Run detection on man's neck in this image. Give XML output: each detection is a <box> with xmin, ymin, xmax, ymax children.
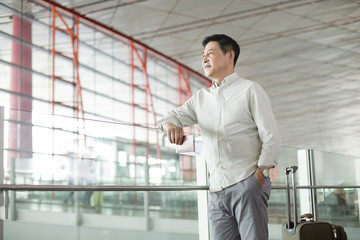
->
<box><xmin>212</xmin><ymin>71</ymin><xmax>235</xmax><ymax>86</ymax></box>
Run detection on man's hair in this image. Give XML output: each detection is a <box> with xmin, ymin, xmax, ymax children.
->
<box><xmin>202</xmin><ymin>34</ymin><xmax>240</xmax><ymax>66</ymax></box>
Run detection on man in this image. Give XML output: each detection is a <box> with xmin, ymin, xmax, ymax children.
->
<box><xmin>157</xmin><ymin>34</ymin><xmax>281</xmax><ymax>240</ymax></box>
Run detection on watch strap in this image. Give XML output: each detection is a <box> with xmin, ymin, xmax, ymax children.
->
<box><xmin>257</xmin><ymin>167</ymin><xmax>269</xmax><ymax>178</ymax></box>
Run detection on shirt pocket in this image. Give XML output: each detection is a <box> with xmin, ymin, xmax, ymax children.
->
<box><xmin>222</xmin><ymin>99</ymin><xmax>251</xmax><ymax>132</ymax></box>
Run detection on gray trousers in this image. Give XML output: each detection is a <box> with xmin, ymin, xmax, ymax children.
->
<box><xmin>208</xmin><ymin>172</ymin><xmax>271</xmax><ymax>240</ymax></box>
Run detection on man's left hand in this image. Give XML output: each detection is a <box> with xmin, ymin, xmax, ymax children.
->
<box><xmin>255</xmin><ymin>166</ymin><xmax>270</xmax><ymax>189</ymax></box>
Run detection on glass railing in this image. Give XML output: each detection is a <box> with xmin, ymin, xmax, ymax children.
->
<box><xmin>1</xmin><ymin>107</ymin><xmax>200</xmax><ymax>189</ymax></box>
<box><xmin>316</xmin><ymin>187</ymin><xmax>359</xmax><ymax>227</ymax></box>
<box><xmin>1</xmin><ymin>107</ymin><xmax>360</xmax><ymax>240</ymax></box>
<box><xmin>2</xmin><ymin>191</ymin><xmax>203</xmax><ymax>240</ymax></box>
<box><xmin>0</xmin><ymin>107</ymin><xmax>207</xmax><ymax>240</ymax></box>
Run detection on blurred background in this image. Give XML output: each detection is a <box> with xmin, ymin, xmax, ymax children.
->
<box><xmin>0</xmin><ymin>0</ymin><xmax>359</xmax><ymax>239</ymax></box>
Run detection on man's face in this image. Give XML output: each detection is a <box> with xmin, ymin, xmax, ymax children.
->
<box><xmin>202</xmin><ymin>41</ymin><xmax>232</xmax><ymax>79</ymax></box>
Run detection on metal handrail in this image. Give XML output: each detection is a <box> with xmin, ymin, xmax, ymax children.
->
<box><xmin>272</xmin><ymin>185</ymin><xmax>360</xmax><ymax>190</ymax></box>
<box><xmin>0</xmin><ymin>184</ymin><xmax>209</xmax><ymax>191</ymax></box>
<box><xmin>0</xmin><ymin>184</ymin><xmax>359</xmax><ymax>192</ymax></box>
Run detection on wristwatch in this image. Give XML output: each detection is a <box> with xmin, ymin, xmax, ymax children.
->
<box><xmin>257</xmin><ymin>167</ymin><xmax>269</xmax><ymax>178</ymax></box>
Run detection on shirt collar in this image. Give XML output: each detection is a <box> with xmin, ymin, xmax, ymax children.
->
<box><xmin>211</xmin><ymin>72</ymin><xmax>239</xmax><ymax>89</ymax></box>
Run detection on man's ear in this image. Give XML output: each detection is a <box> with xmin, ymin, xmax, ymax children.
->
<box><xmin>228</xmin><ymin>50</ymin><xmax>235</xmax><ymax>61</ymax></box>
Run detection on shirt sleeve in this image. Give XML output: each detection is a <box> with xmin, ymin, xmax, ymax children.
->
<box><xmin>156</xmin><ymin>93</ymin><xmax>198</xmax><ymax>133</ymax></box>
<box><xmin>250</xmin><ymin>83</ymin><xmax>282</xmax><ymax>168</ymax></box>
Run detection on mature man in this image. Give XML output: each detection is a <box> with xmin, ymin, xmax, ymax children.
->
<box><xmin>157</xmin><ymin>34</ymin><xmax>281</xmax><ymax>240</ymax></box>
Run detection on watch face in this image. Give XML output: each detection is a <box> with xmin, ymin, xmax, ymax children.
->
<box><xmin>263</xmin><ymin>169</ymin><xmax>269</xmax><ymax>177</ymax></box>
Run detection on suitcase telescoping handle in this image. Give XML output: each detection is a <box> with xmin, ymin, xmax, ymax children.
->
<box><xmin>285</xmin><ymin>166</ymin><xmax>298</xmax><ymax>234</ymax></box>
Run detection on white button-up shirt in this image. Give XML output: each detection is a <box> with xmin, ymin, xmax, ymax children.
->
<box><xmin>158</xmin><ymin>72</ymin><xmax>281</xmax><ymax>191</ymax></box>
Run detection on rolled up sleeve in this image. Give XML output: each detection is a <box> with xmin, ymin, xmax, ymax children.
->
<box><xmin>157</xmin><ymin>94</ymin><xmax>198</xmax><ymax>134</ymax></box>
<box><xmin>250</xmin><ymin>84</ymin><xmax>282</xmax><ymax>168</ymax></box>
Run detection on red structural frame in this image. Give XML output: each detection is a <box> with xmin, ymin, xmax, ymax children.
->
<box><xmin>51</xmin><ymin>6</ymin><xmax>84</xmax><ymax>120</ymax></box>
<box><xmin>51</xmin><ymin>6</ymin><xmax>86</xmax><ymax>158</ymax></box>
<box><xmin>32</xmin><ymin>0</ymin><xmax>210</xmax><ymax>184</ymax></box>
<box><xmin>34</xmin><ymin>0</ymin><xmax>210</xmax><ymax>85</ymax></box>
<box><xmin>130</xmin><ymin>41</ymin><xmax>162</xmax><ymax>181</ymax></box>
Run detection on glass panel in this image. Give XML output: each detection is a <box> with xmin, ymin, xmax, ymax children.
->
<box><xmin>271</xmin><ymin>146</ymin><xmax>299</xmax><ymax>185</ymax></box>
<box><xmin>3</xmin><ymin>191</ymin><xmax>200</xmax><ymax>240</ymax></box>
<box><xmin>2</xmin><ymin>108</ymin><xmax>192</xmax><ymax>188</ymax></box>
<box><xmin>317</xmin><ymin>188</ymin><xmax>359</xmax><ymax>227</ymax></box>
<box><xmin>0</xmin><ymin>0</ymin><xmax>209</xmax><ymax>142</ymax></box>
<box><xmin>313</xmin><ymin>150</ymin><xmax>360</xmax><ymax>228</ymax></box>
<box><xmin>314</xmin><ymin>150</ymin><xmax>360</xmax><ymax>186</ymax></box>
<box><xmin>268</xmin><ymin>188</ymin><xmax>288</xmax><ymax>224</ymax></box>
<box><xmin>1</xmin><ymin>107</ymin><xmax>201</xmax><ymax>239</ymax></box>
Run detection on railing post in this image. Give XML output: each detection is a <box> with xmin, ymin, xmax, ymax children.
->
<box><xmin>144</xmin><ymin>154</ymin><xmax>150</xmax><ymax>231</ymax></box>
<box><xmin>10</xmin><ymin>158</ymin><xmax>15</xmax><ymax>220</ymax></box>
<box><xmin>0</xmin><ymin>106</ymin><xmax>5</xmax><ymax>240</ymax></box>
<box><xmin>307</xmin><ymin>149</ymin><xmax>319</xmax><ymax>221</ymax></box>
<box><xmin>297</xmin><ymin>149</ymin><xmax>318</xmax><ymax>221</ymax></box>
<box><xmin>194</xmin><ymin>137</ymin><xmax>209</xmax><ymax>240</ymax></box>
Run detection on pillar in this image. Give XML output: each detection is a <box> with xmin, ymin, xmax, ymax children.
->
<box><xmin>8</xmin><ymin>15</ymin><xmax>33</xmax><ymax>163</ymax></box>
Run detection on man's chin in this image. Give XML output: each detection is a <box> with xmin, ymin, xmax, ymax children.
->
<box><xmin>203</xmin><ymin>70</ymin><xmax>212</xmax><ymax>78</ymax></box>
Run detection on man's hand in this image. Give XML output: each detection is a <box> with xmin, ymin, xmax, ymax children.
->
<box><xmin>255</xmin><ymin>166</ymin><xmax>270</xmax><ymax>189</ymax></box>
<box><xmin>162</xmin><ymin>122</ymin><xmax>184</xmax><ymax>145</ymax></box>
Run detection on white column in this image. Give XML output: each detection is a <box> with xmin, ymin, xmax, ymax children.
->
<box><xmin>297</xmin><ymin>149</ymin><xmax>311</xmax><ymax>215</ymax></box>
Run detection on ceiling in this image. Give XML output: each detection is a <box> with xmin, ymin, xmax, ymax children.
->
<box><xmin>52</xmin><ymin>0</ymin><xmax>360</xmax><ymax>157</ymax></box>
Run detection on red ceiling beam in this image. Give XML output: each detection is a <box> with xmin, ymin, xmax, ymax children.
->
<box><xmin>33</xmin><ymin>0</ymin><xmax>210</xmax><ymax>84</ymax></box>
